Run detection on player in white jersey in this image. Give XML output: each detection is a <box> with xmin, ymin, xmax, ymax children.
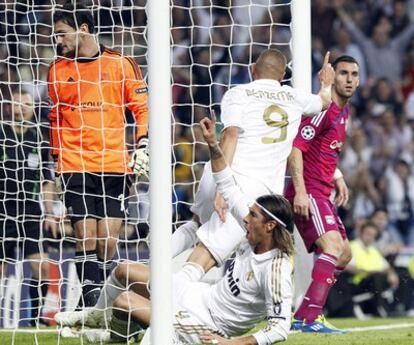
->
<box><xmin>173</xmin><ymin>49</ymin><xmax>335</xmax><ymax>278</ymax></box>
<box><xmin>55</xmin><ymin>113</ymin><xmax>295</xmax><ymax>345</ymax></box>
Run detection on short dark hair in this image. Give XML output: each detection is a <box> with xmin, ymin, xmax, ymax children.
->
<box><xmin>360</xmin><ymin>221</ymin><xmax>379</xmax><ymax>234</ymax></box>
<box><xmin>332</xmin><ymin>55</ymin><xmax>359</xmax><ymax>70</ymax></box>
<box><xmin>53</xmin><ymin>3</ymin><xmax>95</xmax><ymax>33</ymax></box>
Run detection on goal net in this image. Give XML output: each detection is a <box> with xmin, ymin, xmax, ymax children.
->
<box><xmin>0</xmin><ymin>0</ymin><xmax>293</xmax><ymax>342</ymax></box>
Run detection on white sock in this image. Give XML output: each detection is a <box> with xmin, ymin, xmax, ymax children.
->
<box><xmin>172</xmin><ymin>220</ymin><xmax>199</xmax><ymax>257</ymax></box>
<box><xmin>177</xmin><ymin>262</ymin><xmax>205</xmax><ymax>282</ymax></box>
<box><xmin>95</xmin><ymin>270</ymin><xmax>124</xmax><ymax>310</ymax></box>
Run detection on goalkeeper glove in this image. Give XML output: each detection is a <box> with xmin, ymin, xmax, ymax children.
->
<box><xmin>128</xmin><ymin>138</ymin><xmax>149</xmax><ymax>177</ymax></box>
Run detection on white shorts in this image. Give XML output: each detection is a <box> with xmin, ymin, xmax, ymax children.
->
<box><xmin>191</xmin><ymin>163</ymin><xmax>274</xmax><ymax>226</ymax></box>
<box><xmin>191</xmin><ymin>162</ymin><xmax>215</xmax><ymax>224</ymax></box>
<box><xmin>196</xmin><ymin>212</ymin><xmax>246</xmax><ymax>267</ymax></box>
<box><xmin>173</xmin><ymin>274</ymin><xmax>223</xmax><ymax>343</ymax></box>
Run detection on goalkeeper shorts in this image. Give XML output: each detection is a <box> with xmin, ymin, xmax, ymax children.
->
<box><xmin>61</xmin><ymin>172</ymin><xmax>130</xmax><ymax>223</ymax></box>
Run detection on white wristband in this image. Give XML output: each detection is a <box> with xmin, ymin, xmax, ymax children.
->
<box><xmin>333</xmin><ymin>168</ymin><xmax>343</xmax><ymax>180</ymax></box>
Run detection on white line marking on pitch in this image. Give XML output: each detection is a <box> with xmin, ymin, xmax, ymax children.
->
<box><xmin>346</xmin><ymin>323</ymin><xmax>414</xmax><ymax>332</ymax></box>
<box><xmin>0</xmin><ymin>322</ymin><xmax>414</xmax><ymax>334</ymax></box>
<box><xmin>288</xmin><ymin>322</ymin><xmax>414</xmax><ymax>334</ymax></box>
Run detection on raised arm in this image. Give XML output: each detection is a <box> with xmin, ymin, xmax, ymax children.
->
<box><xmin>199</xmin><ymin>114</ymin><xmax>250</xmax><ymax>225</ymax></box>
<box><xmin>317</xmin><ymin>51</ymin><xmax>335</xmax><ymax>110</ymax></box>
<box><xmin>199</xmin><ymin>113</ymin><xmax>227</xmax><ymax>173</ymax></box>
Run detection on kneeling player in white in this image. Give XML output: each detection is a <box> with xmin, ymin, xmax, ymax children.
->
<box><xmin>55</xmin><ymin>114</ymin><xmax>295</xmax><ymax>345</ymax></box>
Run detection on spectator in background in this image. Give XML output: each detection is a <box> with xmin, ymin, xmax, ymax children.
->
<box><xmin>0</xmin><ymin>89</ymin><xmax>57</xmax><ymax>326</ymax></box>
<box><xmin>371</xmin><ymin>208</ymin><xmax>412</xmax><ymax>315</ymax></box>
<box><xmin>335</xmin><ymin>1</ymin><xmax>414</xmax><ymax>83</ymax></box>
<box><xmin>332</xmin><ymin>26</ymin><xmax>367</xmax><ymax>86</ymax></box>
<box><xmin>311</xmin><ymin>0</ymin><xmax>337</xmax><ymax>50</ymax></box>
<box><xmin>347</xmin><ymin>222</ymin><xmax>400</xmax><ymax>316</ymax></box>
<box><xmin>385</xmin><ymin>157</ymin><xmax>414</xmax><ymax>245</ymax></box>
<box><xmin>348</xmin><ymin>161</ymin><xmax>382</xmax><ymax>222</ymax></box>
<box><xmin>390</xmin><ymin>0</ymin><xmax>411</xmax><ymax>37</ymax></box>
<box><xmin>372</xmin><ymin>209</ymin><xmax>404</xmax><ymax>258</ymax></box>
<box><xmin>379</xmin><ymin>108</ymin><xmax>410</xmax><ymax>158</ymax></box>
<box><xmin>340</xmin><ymin>126</ymin><xmax>373</xmax><ymax>177</ymax></box>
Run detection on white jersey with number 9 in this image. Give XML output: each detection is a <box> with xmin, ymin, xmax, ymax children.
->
<box><xmin>221</xmin><ymin>78</ymin><xmax>322</xmax><ymax>196</ymax></box>
<box><xmin>191</xmin><ymin>79</ymin><xmax>322</xmax><ymax>225</ymax></box>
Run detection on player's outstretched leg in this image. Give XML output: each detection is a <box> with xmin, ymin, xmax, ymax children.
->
<box><xmin>55</xmin><ymin>308</ymin><xmax>107</xmax><ymax>328</ymax></box>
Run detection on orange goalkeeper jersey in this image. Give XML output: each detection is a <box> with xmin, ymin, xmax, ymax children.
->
<box><xmin>48</xmin><ymin>46</ymin><xmax>148</xmax><ymax>173</ymax></box>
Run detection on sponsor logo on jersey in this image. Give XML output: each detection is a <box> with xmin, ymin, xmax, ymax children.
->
<box><xmin>325</xmin><ymin>215</ymin><xmax>335</xmax><ymax>225</ymax></box>
<box><xmin>70</xmin><ymin>101</ymin><xmax>104</xmax><ymax>112</ymax></box>
<box><xmin>135</xmin><ymin>87</ymin><xmax>148</xmax><ymax>94</ymax></box>
<box><xmin>301</xmin><ymin>125</ymin><xmax>315</xmax><ymax>140</ymax></box>
<box><xmin>227</xmin><ymin>260</ymin><xmax>240</xmax><ymax>297</ymax></box>
<box><xmin>329</xmin><ymin>140</ymin><xmax>343</xmax><ymax>150</ymax></box>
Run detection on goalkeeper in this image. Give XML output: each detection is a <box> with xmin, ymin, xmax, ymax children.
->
<box><xmin>55</xmin><ymin>112</ymin><xmax>295</xmax><ymax>345</ymax></box>
<box><xmin>48</xmin><ymin>3</ymin><xmax>149</xmax><ymax>306</ymax></box>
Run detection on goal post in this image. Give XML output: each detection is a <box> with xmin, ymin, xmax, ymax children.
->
<box><xmin>290</xmin><ymin>0</ymin><xmax>314</xmax><ymax>310</ymax></box>
<box><xmin>147</xmin><ymin>0</ymin><xmax>173</xmax><ymax>344</ymax></box>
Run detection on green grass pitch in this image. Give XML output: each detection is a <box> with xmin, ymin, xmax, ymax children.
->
<box><xmin>0</xmin><ymin>318</ymin><xmax>413</xmax><ymax>345</ymax></box>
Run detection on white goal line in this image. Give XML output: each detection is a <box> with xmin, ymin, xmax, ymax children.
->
<box><xmin>0</xmin><ymin>322</ymin><xmax>413</xmax><ymax>334</ymax></box>
<box><xmin>287</xmin><ymin>322</ymin><xmax>414</xmax><ymax>334</ymax></box>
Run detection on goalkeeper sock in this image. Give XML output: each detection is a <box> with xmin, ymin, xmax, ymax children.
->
<box><xmin>98</xmin><ymin>258</ymin><xmax>115</xmax><ymax>284</ymax></box>
<box><xmin>74</xmin><ymin>250</ymin><xmax>101</xmax><ymax>295</ymax></box>
<box><xmin>172</xmin><ymin>220</ymin><xmax>199</xmax><ymax>257</ymax></box>
<box><xmin>177</xmin><ymin>262</ymin><xmax>205</xmax><ymax>282</ymax></box>
<box><xmin>28</xmin><ymin>279</ymin><xmax>48</xmax><ymax>325</ymax></box>
<box><xmin>95</xmin><ymin>269</ymin><xmax>125</xmax><ymax>310</ymax></box>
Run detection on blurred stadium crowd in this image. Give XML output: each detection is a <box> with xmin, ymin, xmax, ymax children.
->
<box><xmin>1</xmin><ymin>0</ymin><xmax>414</xmax><ymax>322</ymax></box>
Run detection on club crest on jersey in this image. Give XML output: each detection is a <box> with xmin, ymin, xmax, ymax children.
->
<box><xmin>329</xmin><ymin>140</ymin><xmax>343</xmax><ymax>150</ymax></box>
<box><xmin>246</xmin><ymin>271</ymin><xmax>254</xmax><ymax>281</ymax></box>
<box><xmin>301</xmin><ymin>125</ymin><xmax>315</xmax><ymax>140</ymax></box>
<box><xmin>325</xmin><ymin>215</ymin><xmax>335</xmax><ymax>225</ymax></box>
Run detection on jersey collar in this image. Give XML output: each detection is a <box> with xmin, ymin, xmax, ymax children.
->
<box><xmin>76</xmin><ymin>44</ymin><xmax>104</xmax><ymax>63</ymax></box>
<box><xmin>253</xmin><ymin>79</ymin><xmax>282</xmax><ymax>87</ymax></box>
<box><xmin>252</xmin><ymin>248</ymin><xmax>281</xmax><ymax>262</ymax></box>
